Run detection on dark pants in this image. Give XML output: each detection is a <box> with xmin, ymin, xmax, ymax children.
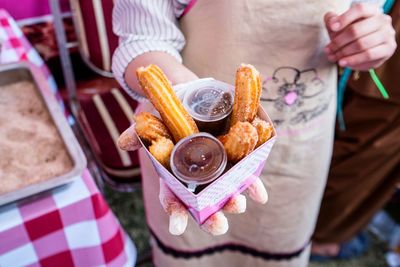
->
<box><xmin>313</xmin><ymin>3</ymin><xmax>400</xmax><ymax>243</ymax></box>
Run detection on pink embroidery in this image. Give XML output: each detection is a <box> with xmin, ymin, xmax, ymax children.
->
<box><xmin>182</xmin><ymin>0</ymin><xmax>198</xmax><ymax>17</ymax></box>
<box><xmin>263</xmin><ymin>76</ymin><xmax>274</xmax><ymax>85</ymax></box>
<box><xmin>284</xmin><ymin>91</ymin><xmax>298</xmax><ymax>106</ymax></box>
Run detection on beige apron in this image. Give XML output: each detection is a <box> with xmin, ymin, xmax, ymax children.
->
<box><xmin>140</xmin><ymin>1</ymin><xmax>351</xmax><ymax>266</ymax></box>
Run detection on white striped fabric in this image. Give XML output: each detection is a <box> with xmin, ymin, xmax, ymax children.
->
<box><xmin>111</xmin><ymin>0</ymin><xmax>384</xmax><ymax>101</ymax></box>
<box><xmin>93</xmin><ymin>0</ymin><xmax>111</xmax><ymax>71</ymax></box>
<box><xmin>92</xmin><ymin>94</ymin><xmax>132</xmax><ymax>167</ymax></box>
<box><xmin>111</xmin><ymin>0</ymin><xmax>190</xmax><ymax>101</ymax></box>
<box><xmin>70</xmin><ymin>0</ymin><xmax>90</xmax><ymax>60</ymax></box>
<box><xmin>111</xmin><ymin>88</ymin><xmax>135</xmax><ymax>124</ymax></box>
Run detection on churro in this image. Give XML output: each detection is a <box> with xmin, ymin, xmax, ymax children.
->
<box><xmin>231</xmin><ymin>64</ymin><xmax>262</xmax><ymax>126</ymax></box>
<box><xmin>149</xmin><ymin>137</ymin><xmax>174</xmax><ymax>168</ymax></box>
<box><xmin>219</xmin><ymin>121</ymin><xmax>258</xmax><ymax>162</ymax></box>
<box><xmin>136</xmin><ymin>65</ymin><xmax>198</xmax><ymax>142</ymax></box>
<box><xmin>251</xmin><ymin>117</ymin><xmax>273</xmax><ymax>148</ymax></box>
<box><xmin>135</xmin><ymin>112</ymin><xmax>172</xmax><ymax>143</ymax></box>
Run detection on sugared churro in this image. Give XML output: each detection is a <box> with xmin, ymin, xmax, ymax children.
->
<box><xmin>251</xmin><ymin>117</ymin><xmax>273</xmax><ymax>148</ymax></box>
<box><xmin>231</xmin><ymin>64</ymin><xmax>262</xmax><ymax>126</ymax></box>
<box><xmin>219</xmin><ymin>121</ymin><xmax>258</xmax><ymax>162</ymax></box>
<box><xmin>136</xmin><ymin>65</ymin><xmax>199</xmax><ymax>142</ymax></box>
<box><xmin>149</xmin><ymin>137</ymin><xmax>174</xmax><ymax>168</ymax></box>
<box><xmin>135</xmin><ymin>112</ymin><xmax>172</xmax><ymax>143</ymax></box>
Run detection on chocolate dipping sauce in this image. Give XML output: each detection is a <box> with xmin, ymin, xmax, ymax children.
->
<box><xmin>170</xmin><ymin>133</ymin><xmax>227</xmax><ymax>191</ymax></box>
<box><xmin>183</xmin><ymin>87</ymin><xmax>233</xmax><ymax>136</ymax></box>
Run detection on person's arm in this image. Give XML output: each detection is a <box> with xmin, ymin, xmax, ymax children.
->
<box><xmin>125</xmin><ymin>52</ymin><xmax>198</xmax><ymax>96</ymax></box>
<box><xmin>112</xmin><ymin>0</ymin><xmax>197</xmax><ymax>100</ymax></box>
<box><xmin>113</xmin><ymin>0</ymin><xmax>268</xmax><ymax>236</ymax></box>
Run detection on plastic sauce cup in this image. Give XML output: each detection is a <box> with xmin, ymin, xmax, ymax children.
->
<box><xmin>183</xmin><ymin>86</ymin><xmax>233</xmax><ymax>136</ymax></box>
<box><xmin>170</xmin><ymin>133</ymin><xmax>227</xmax><ymax>192</ymax></box>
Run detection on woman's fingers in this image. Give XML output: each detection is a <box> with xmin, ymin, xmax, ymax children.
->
<box><xmin>223</xmin><ymin>176</ymin><xmax>269</xmax><ymax>215</ymax></box>
<box><xmin>117</xmin><ymin>124</ymin><xmax>141</xmax><ymax>151</ymax></box>
<box><xmin>338</xmin><ymin>43</ymin><xmax>396</xmax><ymax>68</ymax></box>
<box><xmin>201</xmin><ymin>211</ymin><xmax>229</xmax><ymax>236</ymax></box>
<box><xmin>159</xmin><ymin>179</ymin><xmax>188</xmax><ymax>235</ymax></box>
<box><xmin>222</xmin><ymin>194</ymin><xmax>247</xmax><ymax>214</ymax></box>
<box><xmin>326</xmin><ymin>14</ymin><xmax>388</xmax><ymax>54</ymax></box>
<box><xmin>246</xmin><ymin>177</ymin><xmax>268</xmax><ymax>204</ymax></box>
<box><xmin>328</xmin><ymin>27</ymin><xmax>393</xmax><ymax>61</ymax></box>
<box><xmin>159</xmin><ymin>176</ymin><xmax>267</xmax><ymax>236</ymax></box>
<box><xmin>328</xmin><ymin>3</ymin><xmax>381</xmax><ymax>33</ymax></box>
<box><xmin>324</xmin><ymin>12</ymin><xmax>339</xmax><ymax>37</ymax></box>
<box><xmin>324</xmin><ymin>3</ymin><xmax>396</xmax><ymax>69</ymax></box>
<box><xmin>169</xmin><ymin>209</ymin><xmax>188</xmax><ymax>236</ymax></box>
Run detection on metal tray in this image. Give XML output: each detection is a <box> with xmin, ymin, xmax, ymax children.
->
<box><xmin>0</xmin><ymin>62</ymin><xmax>86</xmax><ymax>206</ymax></box>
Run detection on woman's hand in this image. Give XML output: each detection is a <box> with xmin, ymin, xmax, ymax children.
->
<box><xmin>324</xmin><ymin>3</ymin><xmax>397</xmax><ymax>71</ymax></box>
<box><xmin>159</xmin><ymin>176</ymin><xmax>268</xmax><ymax>236</ymax></box>
<box><xmin>118</xmin><ymin>124</ymin><xmax>268</xmax><ymax>236</ymax></box>
<box><xmin>120</xmin><ymin>51</ymin><xmax>269</xmax><ymax>236</ymax></box>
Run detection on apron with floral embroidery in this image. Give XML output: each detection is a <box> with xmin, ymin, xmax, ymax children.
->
<box><xmin>140</xmin><ymin>1</ymin><xmax>352</xmax><ymax>266</ymax></box>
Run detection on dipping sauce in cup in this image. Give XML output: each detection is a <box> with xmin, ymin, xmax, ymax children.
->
<box><xmin>170</xmin><ymin>133</ymin><xmax>227</xmax><ymax>192</ymax></box>
<box><xmin>183</xmin><ymin>86</ymin><xmax>233</xmax><ymax>136</ymax></box>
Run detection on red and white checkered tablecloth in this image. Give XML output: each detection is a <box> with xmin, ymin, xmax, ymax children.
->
<box><xmin>0</xmin><ymin>9</ymin><xmax>137</xmax><ymax>267</ymax></box>
<box><xmin>0</xmin><ymin>170</ymin><xmax>136</xmax><ymax>267</ymax></box>
<box><xmin>0</xmin><ymin>9</ymin><xmax>68</xmax><ymax>118</ymax></box>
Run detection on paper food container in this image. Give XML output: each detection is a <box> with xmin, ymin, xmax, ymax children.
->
<box><xmin>137</xmin><ymin>78</ymin><xmax>277</xmax><ymax>224</ymax></box>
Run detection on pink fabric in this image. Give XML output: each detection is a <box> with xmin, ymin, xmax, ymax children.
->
<box><xmin>0</xmin><ymin>11</ymin><xmax>136</xmax><ymax>266</ymax></box>
<box><xmin>0</xmin><ymin>225</ymin><xmax>30</xmax><ymax>254</ymax></box>
<box><xmin>0</xmin><ymin>0</ymin><xmax>70</xmax><ymax>21</ymax></box>
<box><xmin>0</xmin><ymin>171</ymin><xmax>136</xmax><ymax>267</ymax></box>
<box><xmin>76</xmin><ymin>0</ymin><xmax>118</xmax><ymax>71</ymax></box>
<box><xmin>181</xmin><ymin>0</ymin><xmax>198</xmax><ymax>17</ymax></box>
<box><xmin>0</xmin><ymin>9</ymin><xmax>68</xmax><ymax>117</ymax></box>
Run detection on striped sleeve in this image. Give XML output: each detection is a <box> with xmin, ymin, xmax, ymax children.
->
<box><xmin>112</xmin><ymin>0</ymin><xmax>189</xmax><ymax>100</ymax></box>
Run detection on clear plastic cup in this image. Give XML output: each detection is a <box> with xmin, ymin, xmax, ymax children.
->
<box><xmin>183</xmin><ymin>85</ymin><xmax>233</xmax><ymax>136</ymax></box>
<box><xmin>170</xmin><ymin>133</ymin><xmax>227</xmax><ymax>192</ymax></box>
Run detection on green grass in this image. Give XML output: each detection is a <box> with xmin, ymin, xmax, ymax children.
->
<box><xmin>104</xmin><ymin>188</ymin><xmax>151</xmax><ymax>259</ymax></box>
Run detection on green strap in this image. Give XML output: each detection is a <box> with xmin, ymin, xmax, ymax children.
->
<box><xmin>366</xmin><ymin>0</ymin><xmax>394</xmax><ymax>100</ymax></box>
<box><xmin>369</xmin><ymin>69</ymin><xmax>389</xmax><ymax>99</ymax></box>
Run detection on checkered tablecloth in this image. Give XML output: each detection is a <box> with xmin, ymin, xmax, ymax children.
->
<box><xmin>0</xmin><ymin>9</ymin><xmax>137</xmax><ymax>267</ymax></box>
<box><xmin>0</xmin><ymin>170</ymin><xmax>136</xmax><ymax>267</ymax></box>
<box><xmin>0</xmin><ymin>8</ymin><xmax>67</xmax><ymax>118</ymax></box>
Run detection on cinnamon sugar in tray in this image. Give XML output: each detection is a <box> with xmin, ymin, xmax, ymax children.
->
<box><xmin>0</xmin><ymin>81</ymin><xmax>73</xmax><ymax>195</ymax></box>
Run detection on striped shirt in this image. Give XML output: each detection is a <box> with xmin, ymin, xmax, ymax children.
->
<box><xmin>112</xmin><ymin>0</ymin><xmax>385</xmax><ymax>100</ymax></box>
